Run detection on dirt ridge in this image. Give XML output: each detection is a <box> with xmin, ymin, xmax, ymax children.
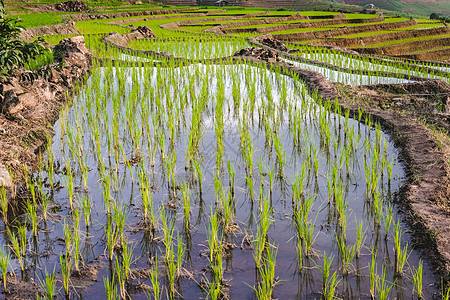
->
<box><xmin>273</xmin><ymin>19</ymin><xmax>416</xmax><ymax>42</ymax></box>
<box><xmin>310</xmin><ymin>25</ymin><xmax>450</xmax><ymax>48</ymax></box>
<box><xmin>222</xmin><ymin>16</ymin><xmax>385</xmax><ymax>34</ymax></box>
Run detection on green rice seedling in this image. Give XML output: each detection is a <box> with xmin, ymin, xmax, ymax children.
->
<box><xmin>386</xmin><ymin>158</ymin><xmax>394</xmax><ymax>183</ymax></box>
<box><xmin>372</xmin><ymin>192</ymin><xmax>383</xmax><ymax>226</ymax></box>
<box><xmin>137</xmin><ymin>164</ymin><xmax>156</xmax><ymax>231</ymax></box>
<box><xmin>336</xmin><ymin>233</ymin><xmax>355</xmax><ymax>275</ymax></box>
<box><xmin>355</xmin><ymin>219</ymin><xmax>366</xmax><ymax>258</ymax></box>
<box><xmin>254</xmin><ymin>244</ymin><xmax>277</xmax><ymax>300</ymax></box>
<box><xmin>267</xmin><ymin>167</ymin><xmax>274</xmax><ymax>197</ymax></box>
<box><xmin>227</xmin><ymin>160</ymin><xmax>236</xmax><ymax>197</ymax></box>
<box><xmin>383</xmin><ymin>204</ymin><xmax>393</xmax><ymax>241</ymax></box>
<box><xmin>0</xmin><ymin>246</ymin><xmax>10</xmax><ymax>293</ymax></box>
<box><xmin>78</xmin><ymin>193</ymin><xmax>92</xmax><ymax>230</ymax></box>
<box><xmin>161</xmin><ymin>208</ymin><xmax>177</xmax><ymax>298</ymax></box>
<box><xmin>113</xmin><ymin>201</ymin><xmax>127</xmax><ymax>244</ymax></box>
<box><xmin>63</xmin><ymin>221</ymin><xmax>72</xmax><ymax>256</ymax></box>
<box><xmin>180</xmin><ymin>181</ymin><xmax>191</xmax><ymax>231</ymax></box>
<box><xmin>60</xmin><ymin>252</ymin><xmax>71</xmax><ymax>298</ymax></box>
<box><xmin>193</xmin><ymin>158</ymin><xmax>203</xmax><ymax>192</ymax></box>
<box><xmin>72</xmin><ymin>209</ymin><xmax>82</xmax><ymax>273</ymax></box>
<box><xmin>17</xmin><ymin>224</ymin><xmax>26</xmax><ymax>258</ymax></box>
<box><xmin>62</xmin><ymin>161</ymin><xmax>75</xmax><ymax>211</ymax></box>
<box><xmin>38</xmin><ymin>268</ymin><xmax>56</xmax><ymax>300</ymax></box>
<box><xmin>166</xmin><ymin>151</ymin><xmax>178</xmax><ymax>197</ymax></box>
<box><xmin>254</xmin><ymin>195</ymin><xmax>273</xmax><ymax>268</ymax></box>
<box><xmin>317</xmin><ymin>252</ymin><xmax>340</xmax><ymax>300</ymax></box>
<box><xmin>176</xmin><ymin>233</ymin><xmax>185</xmax><ymax>281</ymax></box>
<box><xmin>122</xmin><ymin>239</ymin><xmax>136</xmax><ymax>283</ymax></box>
<box><xmin>292</xmin><ymin>164</ymin><xmax>307</xmax><ymax>205</ymax></box>
<box><xmin>369</xmin><ymin>248</ymin><xmax>377</xmax><ymax>299</ymax></box>
<box><xmin>114</xmin><ymin>256</ymin><xmax>127</xmax><ymax>299</ymax></box>
<box><xmin>222</xmin><ymin>191</ymin><xmax>235</xmax><ymax>235</ymax></box>
<box><xmin>106</xmin><ymin>216</ymin><xmax>119</xmax><ymax>262</ymax></box>
<box><xmin>293</xmin><ymin>193</ymin><xmax>318</xmax><ymax>257</ymax></box>
<box><xmin>376</xmin><ymin>266</ymin><xmax>395</xmax><ymax>300</ymax></box>
<box><xmin>246</xmin><ymin>174</ymin><xmax>255</xmax><ymax>202</ymax></box>
<box><xmin>0</xmin><ymin>187</ymin><xmax>8</xmax><ymax>225</ymax></box>
<box><xmin>25</xmin><ymin>199</ymin><xmax>38</xmax><ymax>238</ymax></box>
<box><xmin>206</xmin><ymin>210</ymin><xmax>222</xmax><ymax>277</ymax></box>
<box><xmin>148</xmin><ymin>256</ymin><xmax>161</xmax><ymax>300</ymax></box>
<box><xmin>46</xmin><ymin>136</ymin><xmax>55</xmax><ymax>190</ymax></box>
<box><xmin>104</xmin><ymin>274</ymin><xmax>118</xmax><ymax>300</ymax></box>
<box><xmin>272</xmin><ymin>133</ymin><xmax>286</xmax><ymax>178</ymax></box>
<box><xmin>412</xmin><ymin>260</ymin><xmax>423</xmax><ymax>299</ymax></box>
<box><xmin>6</xmin><ymin>228</ymin><xmax>23</xmax><ymax>272</ymax></box>
<box><xmin>393</xmin><ymin>221</ymin><xmax>410</xmax><ymax>276</ymax></box>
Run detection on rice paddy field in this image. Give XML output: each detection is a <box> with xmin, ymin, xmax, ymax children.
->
<box><xmin>3</xmin><ymin>1</ymin><xmax>450</xmax><ymax>299</ymax></box>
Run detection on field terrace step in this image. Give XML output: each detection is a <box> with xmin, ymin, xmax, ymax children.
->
<box><xmin>272</xmin><ymin>19</ymin><xmax>416</xmax><ymax>42</ymax></box>
<box><xmin>222</xmin><ymin>16</ymin><xmax>385</xmax><ymax>34</ymax></box>
<box><xmin>159</xmin><ymin>12</ymin><xmax>271</xmax><ymax>30</ymax></box>
<box><xmin>310</xmin><ymin>26</ymin><xmax>450</xmax><ymax>48</ymax></box>
<box><xmin>63</xmin><ymin>7</ymin><xmax>199</xmax><ymax>22</ymax></box>
<box><xmin>355</xmin><ymin>36</ymin><xmax>450</xmax><ymax>58</ymax></box>
<box><xmin>158</xmin><ymin>0</ymin><xmax>301</xmax><ymax>7</ymax></box>
<box><xmin>204</xmin><ymin>13</ymin><xmax>308</xmax><ymax>34</ymax></box>
<box><xmin>401</xmin><ymin>47</ymin><xmax>450</xmax><ymax>61</ymax></box>
<box><xmin>157</xmin><ymin>0</ymin><xmax>197</xmax><ymax>5</ymax></box>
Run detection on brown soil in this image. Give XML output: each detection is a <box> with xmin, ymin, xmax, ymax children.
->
<box><xmin>273</xmin><ymin>19</ymin><xmax>416</xmax><ymax>42</ymax></box>
<box><xmin>222</xmin><ymin>16</ymin><xmax>385</xmax><ymax>35</ymax></box>
<box><xmin>0</xmin><ymin>36</ymin><xmax>92</xmax><ymax>191</ymax></box>
<box><xmin>355</xmin><ymin>36</ymin><xmax>450</xmax><ymax>57</ymax></box>
<box><xmin>311</xmin><ymin>26</ymin><xmax>450</xmax><ymax>48</ymax></box>
<box><xmin>2</xmin><ymin>273</ymin><xmax>43</xmax><ymax>299</ymax></box>
<box><xmin>20</xmin><ymin>21</ymin><xmax>79</xmax><ymax>41</ymax></box>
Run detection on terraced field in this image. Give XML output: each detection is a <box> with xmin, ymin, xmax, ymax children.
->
<box><xmin>1</xmin><ymin>1</ymin><xmax>450</xmax><ymax>300</ymax></box>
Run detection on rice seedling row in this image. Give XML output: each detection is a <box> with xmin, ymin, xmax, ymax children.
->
<box><xmin>0</xmin><ymin>57</ymin><xmax>439</xmax><ymax>299</ymax></box>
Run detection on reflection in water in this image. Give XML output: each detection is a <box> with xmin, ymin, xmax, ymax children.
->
<box><xmin>4</xmin><ymin>62</ymin><xmax>438</xmax><ymax>299</ymax></box>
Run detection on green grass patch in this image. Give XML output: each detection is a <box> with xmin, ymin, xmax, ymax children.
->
<box><xmin>300</xmin><ymin>11</ymin><xmax>341</xmax><ymax>16</ymax></box>
<box><xmin>75</xmin><ymin>20</ymin><xmax>131</xmax><ymax>34</ymax></box>
<box><xmin>13</xmin><ymin>12</ymin><xmax>65</xmax><ymax>28</ymax></box>
<box><xmin>345</xmin><ymin>13</ymin><xmax>378</xmax><ymax>19</ymax></box>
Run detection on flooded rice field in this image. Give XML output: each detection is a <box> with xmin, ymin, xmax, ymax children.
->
<box><xmin>3</xmin><ymin>62</ymin><xmax>439</xmax><ymax>299</ymax></box>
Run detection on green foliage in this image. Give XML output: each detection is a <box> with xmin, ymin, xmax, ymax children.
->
<box><xmin>0</xmin><ymin>16</ymin><xmax>49</xmax><ymax>79</ymax></box>
<box><xmin>0</xmin><ymin>0</ymin><xmax>4</xmax><ymax>18</ymax></box>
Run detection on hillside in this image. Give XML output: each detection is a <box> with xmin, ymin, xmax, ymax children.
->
<box><xmin>342</xmin><ymin>0</ymin><xmax>450</xmax><ymax>17</ymax></box>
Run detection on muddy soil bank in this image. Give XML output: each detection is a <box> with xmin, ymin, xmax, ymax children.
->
<box><xmin>356</xmin><ymin>36</ymin><xmax>450</xmax><ymax>57</ymax></box>
<box><xmin>222</xmin><ymin>16</ymin><xmax>385</xmax><ymax>34</ymax></box>
<box><xmin>311</xmin><ymin>26</ymin><xmax>450</xmax><ymax>48</ymax></box>
<box><xmin>0</xmin><ymin>36</ymin><xmax>92</xmax><ymax>190</ymax></box>
<box><xmin>158</xmin><ymin>12</ymin><xmax>270</xmax><ymax>30</ymax></box>
<box><xmin>400</xmin><ymin>48</ymin><xmax>450</xmax><ymax>61</ymax></box>
<box><xmin>273</xmin><ymin>19</ymin><xmax>416</xmax><ymax>42</ymax></box>
<box><xmin>204</xmin><ymin>13</ymin><xmax>308</xmax><ymax>34</ymax></box>
<box><xmin>19</xmin><ymin>20</ymin><xmax>79</xmax><ymax>41</ymax></box>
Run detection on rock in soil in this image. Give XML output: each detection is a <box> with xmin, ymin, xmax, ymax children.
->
<box><xmin>259</xmin><ymin>36</ymin><xmax>289</xmax><ymax>52</ymax></box>
<box><xmin>234</xmin><ymin>47</ymin><xmax>281</xmax><ymax>63</ymax></box>
<box><xmin>55</xmin><ymin>0</ymin><xmax>88</xmax><ymax>12</ymax></box>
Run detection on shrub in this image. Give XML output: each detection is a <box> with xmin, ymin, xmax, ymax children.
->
<box><xmin>0</xmin><ymin>11</ymin><xmax>49</xmax><ymax>80</ymax></box>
